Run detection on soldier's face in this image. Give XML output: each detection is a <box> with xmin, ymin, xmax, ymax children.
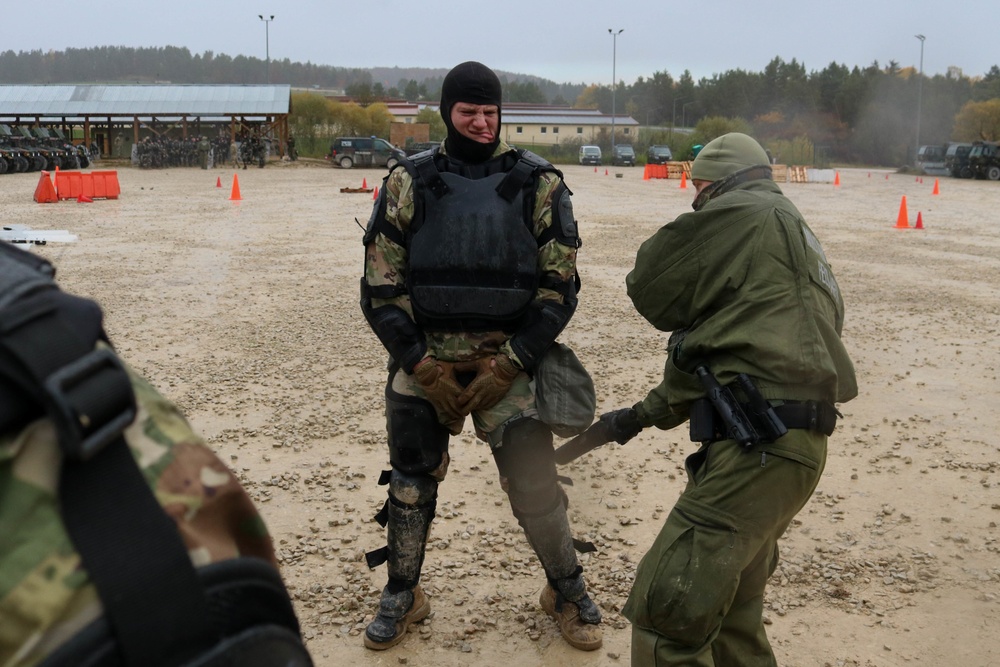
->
<box><xmin>450</xmin><ymin>102</ymin><xmax>498</xmax><ymax>143</ymax></box>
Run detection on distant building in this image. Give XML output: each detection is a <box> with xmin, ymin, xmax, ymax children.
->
<box><xmin>383</xmin><ymin>103</ymin><xmax>638</xmax><ymax>147</ymax></box>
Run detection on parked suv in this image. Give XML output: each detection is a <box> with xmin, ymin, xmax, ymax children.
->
<box><xmin>612</xmin><ymin>144</ymin><xmax>636</xmax><ymax>166</ymax></box>
<box><xmin>579</xmin><ymin>145</ymin><xmax>602</xmax><ymax>166</ymax></box>
<box><xmin>329</xmin><ymin>136</ymin><xmax>404</xmax><ymax>169</ymax></box>
<box><xmin>647</xmin><ymin>145</ymin><xmax>673</xmax><ymax>164</ymax></box>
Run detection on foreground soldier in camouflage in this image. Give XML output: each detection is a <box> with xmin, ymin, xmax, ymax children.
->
<box><xmin>359</xmin><ymin>61</ymin><xmax>601</xmax><ymax>651</ymax></box>
<box><xmin>598</xmin><ymin>133</ymin><xmax>858</xmax><ymax>665</ymax></box>
<box><xmin>0</xmin><ymin>243</ymin><xmax>308</xmax><ymax>666</ymax></box>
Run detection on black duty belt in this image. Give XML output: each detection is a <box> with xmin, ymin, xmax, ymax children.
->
<box><xmin>690</xmin><ymin>398</ymin><xmax>838</xmax><ymax>445</ymax></box>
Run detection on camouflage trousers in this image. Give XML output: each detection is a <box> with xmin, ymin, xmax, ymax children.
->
<box><xmin>390</xmin><ymin>363</ymin><xmax>536</xmax><ymax>448</ymax></box>
<box><xmin>623</xmin><ymin>430</ymin><xmax>827</xmax><ymax>667</ymax></box>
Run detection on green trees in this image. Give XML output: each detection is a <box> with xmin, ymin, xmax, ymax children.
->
<box><xmin>288</xmin><ymin>92</ymin><xmax>393</xmax><ymax>157</ymax></box>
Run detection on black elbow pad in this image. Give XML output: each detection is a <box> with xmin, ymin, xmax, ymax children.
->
<box><xmin>509</xmin><ymin>297</ymin><xmax>576</xmax><ymax>372</ymax></box>
<box><xmin>360</xmin><ymin>280</ymin><xmax>426</xmax><ymax>373</ymax></box>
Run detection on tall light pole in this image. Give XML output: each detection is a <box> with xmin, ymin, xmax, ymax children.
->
<box><xmin>671</xmin><ymin>96</ymin><xmax>686</xmax><ymax>141</ymax></box>
<box><xmin>259</xmin><ymin>14</ymin><xmax>274</xmax><ymax>83</ymax></box>
<box><xmin>915</xmin><ymin>34</ymin><xmax>925</xmax><ymax>165</ymax></box>
<box><xmin>683</xmin><ymin>101</ymin><xmax>695</xmax><ymax>128</ymax></box>
<box><xmin>608</xmin><ymin>28</ymin><xmax>623</xmax><ymax>154</ymax></box>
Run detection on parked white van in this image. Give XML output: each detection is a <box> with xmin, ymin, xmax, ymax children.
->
<box><xmin>579</xmin><ymin>145</ymin><xmax>602</xmax><ymax>166</ymax></box>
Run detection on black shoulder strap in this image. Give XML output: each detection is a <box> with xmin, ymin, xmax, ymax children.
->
<box><xmin>407</xmin><ymin>147</ymin><xmax>450</xmax><ymax>200</ymax></box>
<box><xmin>0</xmin><ymin>254</ymin><xmax>218</xmax><ymax>667</ymax></box>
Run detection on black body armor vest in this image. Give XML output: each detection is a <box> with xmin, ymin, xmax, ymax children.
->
<box><xmin>405</xmin><ymin>150</ymin><xmax>543</xmax><ymax>331</ymax></box>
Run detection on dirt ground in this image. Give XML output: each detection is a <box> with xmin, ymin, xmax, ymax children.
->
<box><xmin>5</xmin><ymin>157</ymin><xmax>998</xmax><ymax>667</ymax></box>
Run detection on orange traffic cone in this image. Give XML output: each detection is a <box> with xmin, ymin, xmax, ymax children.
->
<box><xmin>33</xmin><ymin>171</ymin><xmax>58</xmax><ymax>203</ymax></box>
<box><xmin>605</xmin><ymin>168</ymin><xmax>609</xmax><ymax>176</ymax></box>
<box><xmin>834</xmin><ymin>171</ymin><xmax>840</xmax><ymax>186</ymax></box>
<box><xmin>895</xmin><ymin>196</ymin><xmax>909</xmax><ymax>229</ymax></box>
<box><xmin>680</xmin><ymin>171</ymin><xmax>688</xmax><ymax>189</ymax></box>
<box><xmin>76</xmin><ymin>194</ymin><xmax>93</xmax><ymax>203</ymax></box>
<box><xmin>594</xmin><ymin>166</ymin><xmax>597</xmax><ymax>173</ymax></box>
<box><xmin>885</xmin><ymin>173</ymin><xmax>889</xmax><ymax>180</ymax></box>
<box><xmin>932</xmin><ymin>178</ymin><xmax>940</xmax><ymax>195</ymax></box>
<box><xmin>216</xmin><ymin>176</ymin><xmax>222</xmax><ymax>188</ymax></box>
<box><xmin>230</xmin><ymin>174</ymin><xmax>242</xmax><ymax>201</ymax></box>
<box><xmin>373</xmin><ymin>186</ymin><xmax>379</xmax><ymax>200</ymax></box>
<box><xmin>362</xmin><ymin>177</ymin><xmax>368</xmax><ymax>189</ymax></box>
<box><xmin>915</xmin><ymin>211</ymin><xmax>924</xmax><ymax>229</ymax></box>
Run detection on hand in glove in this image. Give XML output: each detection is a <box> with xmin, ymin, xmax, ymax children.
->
<box><xmin>598</xmin><ymin>407</ymin><xmax>644</xmax><ymax>445</ymax></box>
<box><xmin>413</xmin><ymin>357</ymin><xmax>465</xmax><ymax>422</ymax></box>
<box><xmin>457</xmin><ymin>354</ymin><xmax>519</xmax><ymax>413</ymax></box>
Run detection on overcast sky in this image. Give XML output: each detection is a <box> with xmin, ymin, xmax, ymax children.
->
<box><xmin>8</xmin><ymin>0</ymin><xmax>997</xmax><ymax>85</ymax></box>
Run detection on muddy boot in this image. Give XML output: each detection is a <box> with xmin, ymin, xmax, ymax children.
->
<box><xmin>364</xmin><ymin>585</ymin><xmax>430</xmax><ymax>650</ymax></box>
<box><xmin>540</xmin><ymin>574</ymin><xmax>603</xmax><ymax>651</ymax></box>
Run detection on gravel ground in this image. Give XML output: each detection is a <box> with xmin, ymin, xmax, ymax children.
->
<box><xmin>5</xmin><ymin>158</ymin><xmax>999</xmax><ymax>666</ymax></box>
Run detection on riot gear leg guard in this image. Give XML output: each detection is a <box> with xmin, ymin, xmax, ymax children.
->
<box><xmin>367</xmin><ymin>392</ymin><xmax>449</xmax><ymax>649</ymax></box>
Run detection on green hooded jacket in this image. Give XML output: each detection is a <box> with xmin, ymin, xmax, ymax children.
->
<box><xmin>626</xmin><ymin>177</ymin><xmax>857</xmax><ymax>430</ymax></box>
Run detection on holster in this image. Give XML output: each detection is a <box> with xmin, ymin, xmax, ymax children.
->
<box><xmin>690</xmin><ymin>398</ymin><xmax>838</xmax><ymax>443</ymax></box>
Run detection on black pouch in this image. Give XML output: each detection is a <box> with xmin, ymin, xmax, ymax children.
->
<box><xmin>688</xmin><ymin>398</ymin><xmax>718</xmax><ymax>442</ymax></box>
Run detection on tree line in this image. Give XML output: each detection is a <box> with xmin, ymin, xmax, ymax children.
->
<box><xmin>3</xmin><ymin>47</ymin><xmax>1000</xmax><ymax>166</ymax></box>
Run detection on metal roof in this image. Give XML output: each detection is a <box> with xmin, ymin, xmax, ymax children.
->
<box><xmin>505</xmin><ymin>114</ymin><xmax>639</xmax><ymax>126</ymax></box>
<box><xmin>0</xmin><ymin>85</ymin><xmax>291</xmax><ymax>117</ymax></box>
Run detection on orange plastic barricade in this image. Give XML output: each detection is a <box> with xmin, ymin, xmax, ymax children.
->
<box><xmin>55</xmin><ymin>170</ymin><xmax>120</xmax><ymax>200</ymax></box>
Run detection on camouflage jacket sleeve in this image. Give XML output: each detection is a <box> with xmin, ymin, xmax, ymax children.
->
<box><xmin>500</xmin><ymin>169</ymin><xmax>579</xmax><ymax>370</ymax></box>
<box><xmin>364</xmin><ymin>166</ymin><xmax>416</xmax><ymax>318</ymax></box>
<box><xmin>0</xmin><ymin>362</ymin><xmax>276</xmax><ymax>667</ymax></box>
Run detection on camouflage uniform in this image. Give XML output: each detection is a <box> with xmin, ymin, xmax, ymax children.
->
<box><xmin>0</xmin><ymin>362</ymin><xmax>276</xmax><ymax>667</ymax></box>
<box><xmin>366</xmin><ymin>139</ymin><xmax>576</xmax><ymax>441</ymax></box>
<box><xmin>361</xmin><ymin>137</ymin><xmax>601</xmax><ymax>651</ymax></box>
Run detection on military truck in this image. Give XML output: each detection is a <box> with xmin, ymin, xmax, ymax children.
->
<box><xmin>944</xmin><ymin>142</ymin><xmax>974</xmax><ymax>179</ymax></box>
<box><xmin>968</xmin><ymin>141</ymin><xmax>1000</xmax><ymax>180</ymax></box>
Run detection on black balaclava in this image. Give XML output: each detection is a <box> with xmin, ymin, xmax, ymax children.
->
<box><xmin>440</xmin><ymin>61</ymin><xmax>502</xmax><ymax>164</ymax></box>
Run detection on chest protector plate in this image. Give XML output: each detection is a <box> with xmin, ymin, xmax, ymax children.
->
<box><xmin>408</xmin><ymin>169</ymin><xmax>538</xmax><ymax>331</ymax></box>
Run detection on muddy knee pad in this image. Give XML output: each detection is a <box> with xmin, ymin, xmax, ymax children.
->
<box><xmin>492</xmin><ymin>418</ymin><xmax>559</xmax><ymax>515</ymax></box>
<box><xmin>386</xmin><ymin>393</ymin><xmax>449</xmax><ymax>476</ymax></box>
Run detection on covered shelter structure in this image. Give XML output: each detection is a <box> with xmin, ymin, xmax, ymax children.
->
<box><xmin>0</xmin><ymin>84</ymin><xmax>292</xmax><ymax>157</ymax></box>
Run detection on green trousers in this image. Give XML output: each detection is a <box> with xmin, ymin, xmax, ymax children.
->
<box><xmin>623</xmin><ymin>430</ymin><xmax>827</xmax><ymax>666</ymax></box>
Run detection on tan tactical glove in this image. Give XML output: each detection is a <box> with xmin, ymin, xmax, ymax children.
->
<box><xmin>457</xmin><ymin>354</ymin><xmax>519</xmax><ymax>413</ymax></box>
<box><xmin>412</xmin><ymin>357</ymin><xmax>465</xmax><ymax>422</ymax></box>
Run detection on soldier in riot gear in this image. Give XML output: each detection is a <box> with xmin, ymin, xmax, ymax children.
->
<box><xmin>359</xmin><ymin>61</ymin><xmax>602</xmax><ymax>652</ymax></box>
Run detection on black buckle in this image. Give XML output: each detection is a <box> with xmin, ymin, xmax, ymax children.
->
<box><xmin>44</xmin><ymin>348</ymin><xmax>137</xmax><ymax>461</ymax></box>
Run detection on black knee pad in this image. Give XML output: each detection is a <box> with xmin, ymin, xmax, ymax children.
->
<box><xmin>386</xmin><ymin>390</ymin><xmax>449</xmax><ymax>475</ymax></box>
<box><xmin>388</xmin><ymin>469</ymin><xmax>438</xmax><ymax>507</ymax></box>
<box><xmin>493</xmin><ymin>418</ymin><xmax>559</xmax><ymax>512</ymax></box>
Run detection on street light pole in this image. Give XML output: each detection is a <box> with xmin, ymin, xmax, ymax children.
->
<box><xmin>608</xmin><ymin>28</ymin><xmax>623</xmax><ymax>154</ymax></box>
<box><xmin>683</xmin><ymin>101</ymin><xmax>695</xmax><ymax>128</ymax></box>
<box><xmin>671</xmin><ymin>96</ymin><xmax>686</xmax><ymax>141</ymax></box>
<box><xmin>915</xmin><ymin>34</ymin><xmax>925</xmax><ymax>165</ymax></box>
<box><xmin>259</xmin><ymin>14</ymin><xmax>274</xmax><ymax>84</ymax></box>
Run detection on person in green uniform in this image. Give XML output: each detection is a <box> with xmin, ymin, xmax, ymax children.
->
<box><xmin>595</xmin><ymin>133</ymin><xmax>857</xmax><ymax>666</ymax></box>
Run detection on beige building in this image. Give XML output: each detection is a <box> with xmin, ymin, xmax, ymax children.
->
<box><xmin>501</xmin><ymin>105</ymin><xmax>639</xmax><ymax>148</ymax></box>
<box><xmin>386</xmin><ymin>103</ymin><xmax>639</xmax><ymax>148</ymax></box>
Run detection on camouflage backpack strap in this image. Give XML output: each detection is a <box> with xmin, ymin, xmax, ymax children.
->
<box><xmin>0</xmin><ymin>244</ymin><xmax>218</xmax><ymax>667</ymax></box>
